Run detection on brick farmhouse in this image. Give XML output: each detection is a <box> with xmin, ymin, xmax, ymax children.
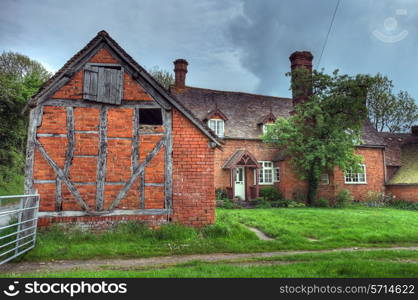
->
<box><xmin>25</xmin><ymin>31</ymin><xmax>418</xmax><ymax>228</ymax></box>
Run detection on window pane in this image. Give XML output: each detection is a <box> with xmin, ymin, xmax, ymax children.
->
<box><xmin>265</xmin><ymin>169</ymin><xmax>272</xmax><ymax>183</ymax></box>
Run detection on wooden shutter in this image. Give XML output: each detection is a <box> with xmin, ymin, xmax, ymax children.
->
<box><xmin>83</xmin><ymin>66</ymin><xmax>99</xmax><ymax>101</ymax></box>
<box><xmin>84</xmin><ymin>64</ymin><xmax>123</xmax><ymax>104</ymax></box>
<box><xmin>97</xmin><ymin>67</ymin><xmax>123</xmax><ymax>104</ymax></box>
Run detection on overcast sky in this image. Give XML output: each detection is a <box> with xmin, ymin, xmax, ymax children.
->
<box><xmin>1</xmin><ymin>0</ymin><xmax>418</xmax><ymax>102</ymax></box>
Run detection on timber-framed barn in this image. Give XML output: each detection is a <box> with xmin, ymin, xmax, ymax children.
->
<box><xmin>25</xmin><ymin>31</ymin><xmax>220</xmax><ymax>228</ymax></box>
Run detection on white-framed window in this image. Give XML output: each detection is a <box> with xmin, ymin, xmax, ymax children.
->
<box><xmin>274</xmin><ymin>167</ymin><xmax>280</xmax><ymax>182</ymax></box>
<box><xmin>255</xmin><ymin>161</ymin><xmax>274</xmax><ymax>185</ymax></box>
<box><xmin>262</xmin><ymin>123</ymin><xmax>274</xmax><ymax>134</ymax></box>
<box><xmin>344</xmin><ymin>164</ymin><xmax>367</xmax><ymax>184</ymax></box>
<box><xmin>320</xmin><ymin>174</ymin><xmax>329</xmax><ymax>185</ymax></box>
<box><xmin>208</xmin><ymin>119</ymin><xmax>224</xmax><ymax>138</ymax></box>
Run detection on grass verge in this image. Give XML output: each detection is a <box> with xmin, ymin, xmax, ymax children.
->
<box><xmin>13</xmin><ymin>207</ymin><xmax>418</xmax><ymax>262</ymax></box>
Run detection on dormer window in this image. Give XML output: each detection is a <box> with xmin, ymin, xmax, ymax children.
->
<box><xmin>208</xmin><ymin>119</ymin><xmax>224</xmax><ymax>138</ymax></box>
<box><xmin>262</xmin><ymin>123</ymin><xmax>274</xmax><ymax>134</ymax></box>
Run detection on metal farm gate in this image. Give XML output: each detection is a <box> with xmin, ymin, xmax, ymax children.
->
<box><xmin>0</xmin><ymin>194</ymin><xmax>39</xmax><ymax>265</ymax></box>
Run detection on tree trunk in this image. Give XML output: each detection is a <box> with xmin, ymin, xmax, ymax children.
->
<box><xmin>307</xmin><ymin>169</ymin><xmax>319</xmax><ymax>206</ymax></box>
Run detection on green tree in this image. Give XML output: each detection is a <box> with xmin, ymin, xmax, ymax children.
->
<box><xmin>148</xmin><ymin>66</ymin><xmax>174</xmax><ymax>90</ymax></box>
<box><xmin>263</xmin><ymin>69</ymin><xmax>370</xmax><ymax>205</ymax></box>
<box><xmin>0</xmin><ymin>51</ymin><xmax>51</xmax><ymax>189</ymax></box>
<box><xmin>367</xmin><ymin>73</ymin><xmax>418</xmax><ymax>133</ymax></box>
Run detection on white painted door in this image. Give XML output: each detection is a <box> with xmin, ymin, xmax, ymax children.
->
<box><xmin>234</xmin><ymin>167</ymin><xmax>245</xmax><ymax>200</ymax></box>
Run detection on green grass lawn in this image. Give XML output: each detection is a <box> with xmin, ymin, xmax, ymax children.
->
<box><xmin>5</xmin><ymin>250</ymin><xmax>418</xmax><ymax>278</ymax></box>
<box><xmin>17</xmin><ymin>207</ymin><xmax>418</xmax><ymax>262</ymax></box>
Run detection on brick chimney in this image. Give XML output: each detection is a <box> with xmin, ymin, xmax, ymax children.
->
<box><xmin>173</xmin><ymin>59</ymin><xmax>188</xmax><ymax>89</ymax></box>
<box><xmin>289</xmin><ymin>51</ymin><xmax>313</xmax><ymax>107</ymax></box>
<box><xmin>412</xmin><ymin>125</ymin><xmax>418</xmax><ymax>135</ymax></box>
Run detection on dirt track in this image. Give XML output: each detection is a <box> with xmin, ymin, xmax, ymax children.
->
<box><xmin>1</xmin><ymin>245</ymin><xmax>418</xmax><ymax>275</ymax></box>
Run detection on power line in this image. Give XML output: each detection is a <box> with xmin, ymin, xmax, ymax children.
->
<box><xmin>317</xmin><ymin>0</ymin><xmax>342</xmax><ymax>68</ymax></box>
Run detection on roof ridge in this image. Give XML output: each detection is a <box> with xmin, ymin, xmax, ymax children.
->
<box><xmin>180</xmin><ymin>85</ymin><xmax>292</xmax><ymax>101</ymax></box>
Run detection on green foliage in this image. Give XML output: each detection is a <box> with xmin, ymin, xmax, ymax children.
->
<box><xmin>18</xmin><ymin>207</ymin><xmax>418</xmax><ymax>262</ymax></box>
<box><xmin>286</xmin><ymin>200</ymin><xmax>306</xmax><ymax>208</ymax></box>
<box><xmin>148</xmin><ymin>66</ymin><xmax>174</xmax><ymax>90</ymax></box>
<box><xmin>367</xmin><ymin>73</ymin><xmax>418</xmax><ymax>132</ymax></box>
<box><xmin>334</xmin><ymin>189</ymin><xmax>353</xmax><ymax>208</ymax></box>
<box><xmin>254</xmin><ymin>197</ymin><xmax>305</xmax><ymax>208</ymax></box>
<box><xmin>201</xmin><ymin>223</ymin><xmax>233</xmax><ymax>238</ymax></box>
<box><xmin>215</xmin><ymin>188</ymin><xmax>227</xmax><ymax>200</ymax></box>
<box><xmin>314</xmin><ymin>197</ymin><xmax>329</xmax><ymax>207</ymax></box>
<box><xmin>216</xmin><ymin>198</ymin><xmax>243</xmax><ymax>209</ymax></box>
<box><xmin>263</xmin><ymin>68</ymin><xmax>369</xmax><ymax>205</ymax></box>
<box><xmin>153</xmin><ymin>224</ymin><xmax>198</xmax><ymax>241</ymax></box>
<box><xmin>254</xmin><ymin>197</ymin><xmax>272</xmax><ymax>208</ymax></box>
<box><xmin>259</xmin><ymin>186</ymin><xmax>283</xmax><ymax>201</ymax></box>
<box><xmin>364</xmin><ymin>191</ymin><xmax>392</xmax><ymax>207</ymax></box>
<box><xmin>0</xmin><ymin>51</ymin><xmax>51</xmax><ymax>190</ymax></box>
<box><xmin>388</xmin><ymin>199</ymin><xmax>418</xmax><ymax>211</ymax></box>
<box><xmin>362</xmin><ymin>192</ymin><xmax>418</xmax><ymax>211</ymax></box>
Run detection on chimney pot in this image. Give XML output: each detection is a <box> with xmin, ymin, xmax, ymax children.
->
<box><xmin>412</xmin><ymin>125</ymin><xmax>418</xmax><ymax>135</ymax></box>
<box><xmin>173</xmin><ymin>59</ymin><xmax>188</xmax><ymax>89</ymax></box>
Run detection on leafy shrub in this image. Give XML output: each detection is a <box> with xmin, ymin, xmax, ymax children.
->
<box><xmin>215</xmin><ymin>188</ymin><xmax>227</xmax><ymax>200</ymax></box>
<box><xmin>287</xmin><ymin>200</ymin><xmax>306</xmax><ymax>208</ymax></box>
<box><xmin>364</xmin><ymin>191</ymin><xmax>393</xmax><ymax>207</ymax></box>
<box><xmin>260</xmin><ymin>187</ymin><xmax>283</xmax><ymax>201</ymax></box>
<box><xmin>253</xmin><ymin>197</ymin><xmax>305</xmax><ymax>208</ymax></box>
<box><xmin>388</xmin><ymin>198</ymin><xmax>418</xmax><ymax>210</ymax></box>
<box><xmin>254</xmin><ymin>197</ymin><xmax>272</xmax><ymax>208</ymax></box>
<box><xmin>334</xmin><ymin>189</ymin><xmax>353</xmax><ymax>208</ymax></box>
<box><xmin>314</xmin><ymin>197</ymin><xmax>329</xmax><ymax>207</ymax></box>
<box><xmin>217</xmin><ymin>198</ymin><xmax>241</xmax><ymax>209</ymax></box>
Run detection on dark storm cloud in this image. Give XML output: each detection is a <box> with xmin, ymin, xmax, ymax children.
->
<box><xmin>225</xmin><ymin>0</ymin><xmax>418</xmax><ymax>99</ymax></box>
<box><xmin>1</xmin><ymin>0</ymin><xmax>418</xmax><ymax>103</ymax></box>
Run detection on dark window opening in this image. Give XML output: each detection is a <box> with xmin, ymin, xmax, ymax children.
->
<box><xmin>139</xmin><ymin>108</ymin><xmax>163</xmax><ymax>125</ymax></box>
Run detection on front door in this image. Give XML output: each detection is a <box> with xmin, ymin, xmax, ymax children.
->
<box><xmin>234</xmin><ymin>167</ymin><xmax>245</xmax><ymax>200</ymax></box>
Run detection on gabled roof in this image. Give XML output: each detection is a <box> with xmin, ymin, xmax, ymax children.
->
<box><xmin>172</xmin><ymin>86</ymin><xmax>386</xmax><ymax>147</ymax></box>
<box><xmin>257</xmin><ymin>112</ymin><xmax>276</xmax><ymax>125</ymax></box>
<box><xmin>171</xmin><ymin>86</ymin><xmax>292</xmax><ymax>139</ymax></box>
<box><xmin>387</xmin><ymin>143</ymin><xmax>418</xmax><ymax>184</ymax></box>
<box><xmin>204</xmin><ymin>107</ymin><xmax>228</xmax><ymax>121</ymax></box>
<box><xmin>27</xmin><ymin>30</ymin><xmax>221</xmax><ymax>147</ymax></box>
<box><xmin>378</xmin><ymin>131</ymin><xmax>418</xmax><ymax>166</ymax></box>
<box><xmin>222</xmin><ymin>149</ymin><xmax>259</xmax><ymax>169</ymax></box>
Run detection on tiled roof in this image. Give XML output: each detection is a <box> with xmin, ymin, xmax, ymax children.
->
<box><xmin>378</xmin><ymin>132</ymin><xmax>418</xmax><ymax>166</ymax></box>
<box><xmin>222</xmin><ymin>149</ymin><xmax>259</xmax><ymax>169</ymax></box>
<box><xmin>172</xmin><ymin>86</ymin><xmax>386</xmax><ymax>147</ymax></box>
<box><xmin>387</xmin><ymin>143</ymin><xmax>418</xmax><ymax>184</ymax></box>
<box><xmin>172</xmin><ymin>86</ymin><xmax>293</xmax><ymax>139</ymax></box>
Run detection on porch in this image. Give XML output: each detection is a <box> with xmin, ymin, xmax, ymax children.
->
<box><xmin>222</xmin><ymin>150</ymin><xmax>260</xmax><ymax>201</ymax></box>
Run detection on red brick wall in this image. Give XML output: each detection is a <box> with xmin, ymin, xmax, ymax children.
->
<box><xmin>214</xmin><ymin>139</ymin><xmax>280</xmax><ymax>189</ymax></box>
<box><xmin>386</xmin><ymin>185</ymin><xmax>418</xmax><ymax>202</ymax></box>
<box><xmin>172</xmin><ymin>108</ymin><xmax>215</xmax><ymax>227</ymax></box>
<box><xmin>214</xmin><ymin>140</ymin><xmax>385</xmax><ymax>203</ymax></box>
<box><xmin>33</xmin><ymin>47</ymin><xmax>215</xmax><ymax>228</ymax></box>
<box><xmin>52</xmin><ymin>48</ymin><xmax>152</xmax><ymax>101</ymax></box>
<box><xmin>333</xmin><ymin>148</ymin><xmax>385</xmax><ymax>201</ymax></box>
